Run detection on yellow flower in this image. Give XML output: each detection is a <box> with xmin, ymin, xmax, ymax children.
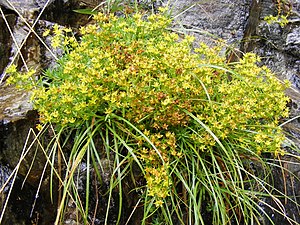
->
<box><xmin>63</xmin><ymin>27</ymin><xmax>72</xmax><ymax>33</ymax></box>
<box><xmin>53</xmin><ymin>23</ymin><xmax>62</xmax><ymax>35</ymax></box>
<box><xmin>79</xmin><ymin>26</ymin><xmax>86</xmax><ymax>35</ymax></box>
<box><xmin>184</xmin><ymin>35</ymin><xmax>195</xmax><ymax>43</ymax></box>
<box><xmin>133</xmin><ymin>13</ymin><xmax>142</xmax><ymax>20</ymax></box>
<box><xmin>5</xmin><ymin>64</ymin><xmax>17</xmax><ymax>74</ymax></box>
<box><xmin>105</xmin><ymin>107</ymin><xmax>113</xmax><ymax>114</ymax></box>
<box><xmin>42</xmin><ymin>29</ymin><xmax>50</xmax><ymax>37</ymax></box>
<box><xmin>51</xmin><ymin>37</ymin><xmax>61</xmax><ymax>49</ymax></box>
<box><xmin>182</xmin><ymin>81</ymin><xmax>191</xmax><ymax>89</ymax></box>
<box><xmin>51</xmin><ymin>110</ymin><xmax>59</xmax><ymax>118</ymax></box>
<box><xmin>158</xmin><ymin>7</ymin><xmax>168</xmax><ymax>13</ymax></box>
<box><xmin>154</xmin><ymin>200</ymin><xmax>163</xmax><ymax>207</ymax></box>
<box><xmin>36</xmin><ymin>124</ymin><xmax>43</xmax><ymax>131</ymax></box>
<box><xmin>68</xmin><ymin>117</ymin><xmax>75</xmax><ymax>123</ymax></box>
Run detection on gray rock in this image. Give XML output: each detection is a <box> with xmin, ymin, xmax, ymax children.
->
<box><xmin>0</xmin><ymin>84</ymin><xmax>33</xmax><ymax>123</ymax></box>
<box><xmin>286</xmin><ymin>27</ymin><xmax>300</xmax><ymax>57</ymax></box>
<box><xmin>170</xmin><ymin>0</ymin><xmax>250</xmax><ymax>45</ymax></box>
<box><xmin>0</xmin><ymin>14</ymin><xmax>40</xmax><ymax>124</ymax></box>
<box><xmin>0</xmin><ymin>0</ymin><xmax>55</xmax><ymax>17</ymax></box>
<box><xmin>0</xmin><ymin>13</ymin><xmax>15</xmax><ymax>76</ymax></box>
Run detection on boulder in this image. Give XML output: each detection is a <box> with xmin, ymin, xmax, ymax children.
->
<box><xmin>0</xmin><ymin>0</ymin><xmax>55</xmax><ymax>17</ymax></box>
<box><xmin>170</xmin><ymin>0</ymin><xmax>250</xmax><ymax>46</ymax></box>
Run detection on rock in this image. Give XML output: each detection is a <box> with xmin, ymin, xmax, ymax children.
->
<box><xmin>0</xmin><ymin>0</ymin><xmax>55</xmax><ymax>17</ymax></box>
<box><xmin>0</xmin><ymin>13</ymin><xmax>16</xmax><ymax>76</ymax></box>
<box><xmin>0</xmin><ymin>84</ymin><xmax>33</xmax><ymax>124</ymax></box>
<box><xmin>254</xmin><ymin>0</ymin><xmax>300</xmax><ymax>141</ymax></box>
<box><xmin>286</xmin><ymin>27</ymin><xmax>300</xmax><ymax>57</ymax></box>
<box><xmin>0</xmin><ymin>105</ymin><xmax>51</xmax><ymax>187</ymax></box>
<box><xmin>0</xmin><ymin>2</ymin><xmax>61</xmax><ymax>224</ymax></box>
<box><xmin>0</xmin><ymin>166</ymin><xmax>56</xmax><ymax>225</ymax></box>
<box><xmin>0</xmin><ymin>111</ymin><xmax>57</xmax><ymax>225</ymax></box>
<box><xmin>0</xmin><ymin>12</ymin><xmax>39</xmax><ymax>123</ymax></box>
<box><xmin>244</xmin><ymin>0</ymin><xmax>300</xmax><ymax>224</ymax></box>
<box><xmin>170</xmin><ymin>0</ymin><xmax>250</xmax><ymax>46</ymax></box>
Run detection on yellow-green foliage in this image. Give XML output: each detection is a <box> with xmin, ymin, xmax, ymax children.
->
<box><xmin>263</xmin><ymin>0</ymin><xmax>291</xmax><ymax>27</ymax></box>
<box><xmin>264</xmin><ymin>14</ymin><xmax>289</xmax><ymax>27</ymax></box>
<box><xmin>6</xmin><ymin>11</ymin><xmax>290</xmax><ymax>205</ymax></box>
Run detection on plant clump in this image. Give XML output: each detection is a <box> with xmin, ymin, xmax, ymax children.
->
<box><xmin>6</xmin><ymin>10</ymin><xmax>291</xmax><ymax>224</ymax></box>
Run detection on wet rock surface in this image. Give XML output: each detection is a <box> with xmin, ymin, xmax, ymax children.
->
<box><xmin>1</xmin><ymin>0</ymin><xmax>300</xmax><ymax>224</ymax></box>
<box><xmin>0</xmin><ymin>12</ymin><xmax>15</xmax><ymax>76</ymax></box>
<box><xmin>0</xmin><ymin>172</ymin><xmax>56</xmax><ymax>225</ymax></box>
<box><xmin>0</xmin><ymin>114</ymin><xmax>56</xmax><ymax>225</ymax></box>
<box><xmin>62</xmin><ymin>161</ymin><xmax>143</xmax><ymax>225</ymax></box>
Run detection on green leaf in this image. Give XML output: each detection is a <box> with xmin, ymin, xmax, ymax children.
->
<box><xmin>73</xmin><ymin>9</ymin><xmax>98</xmax><ymax>15</ymax></box>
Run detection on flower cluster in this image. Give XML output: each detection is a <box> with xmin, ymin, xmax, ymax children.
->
<box><xmin>137</xmin><ymin>130</ymin><xmax>181</xmax><ymax>205</ymax></box>
<box><xmin>264</xmin><ymin>14</ymin><xmax>289</xmax><ymax>27</ymax></box>
<box><xmin>6</xmin><ymin>12</ymin><xmax>290</xmax><ymax>205</ymax></box>
<box><xmin>263</xmin><ymin>0</ymin><xmax>290</xmax><ymax>28</ymax></box>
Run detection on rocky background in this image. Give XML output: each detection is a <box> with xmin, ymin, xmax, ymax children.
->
<box><xmin>0</xmin><ymin>0</ymin><xmax>300</xmax><ymax>224</ymax></box>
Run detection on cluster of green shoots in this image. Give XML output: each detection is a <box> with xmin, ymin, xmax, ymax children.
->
<box><xmin>264</xmin><ymin>0</ymin><xmax>291</xmax><ymax>27</ymax></box>
<box><xmin>6</xmin><ymin>9</ymin><xmax>292</xmax><ymax>224</ymax></box>
<box><xmin>264</xmin><ymin>14</ymin><xmax>289</xmax><ymax>27</ymax></box>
